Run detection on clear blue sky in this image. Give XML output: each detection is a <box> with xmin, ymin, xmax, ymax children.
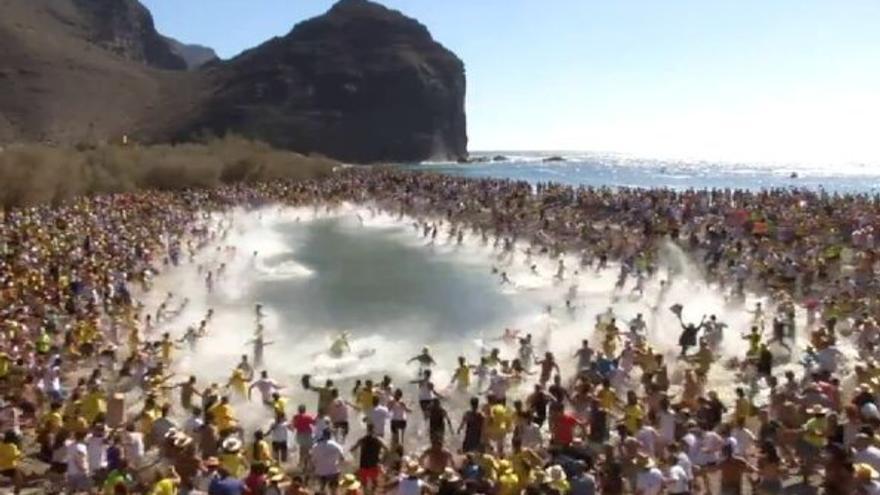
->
<box><xmin>142</xmin><ymin>0</ymin><xmax>880</xmax><ymax>164</ymax></box>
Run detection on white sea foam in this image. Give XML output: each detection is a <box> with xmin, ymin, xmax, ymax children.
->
<box><xmin>139</xmin><ymin>203</ymin><xmax>839</xmax><ymax>434</ymax></box>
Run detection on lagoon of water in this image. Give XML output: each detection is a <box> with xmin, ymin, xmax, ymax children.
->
<box><xmin>409</xmin><ymin>151</ymin><xmax>880</xmax><ymax>193</ymax></box>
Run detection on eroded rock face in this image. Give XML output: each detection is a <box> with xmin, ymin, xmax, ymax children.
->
<box><xmin>164</xmin><ymin>36</ymin><xmax>219</xmax><ymax>70</ymax></box>
<box><xmin>192</xmin><ymin>0</ymin><xmax>468</xmax><ymax>163</ymax></box>
<box><xmin>0</xmin><ymin>0</ymin><xmax>468</xmax><ymax>163</ymax></box>
<box><xmin>71</xmin><ymin>0</ymin><xmax>187</xmax><ymax>70</ymax></box>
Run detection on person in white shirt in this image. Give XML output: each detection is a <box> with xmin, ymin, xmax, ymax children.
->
<box><xmin>388</xmin><ymin>389</ymin><xmax>410</xmax><ymax>448</ymax></box>
<box><xmin>66</xmin><ymin>432</ymin><xmax>91</xmax><ymax>493</ymax></box>
<box><xmin>85</xmin><ymin>427</ymin><xmax>108</xmax><ymax>475</ymax></box>
<box><xmin>183</xmin><ymin>407</ymin><xmax>204</xmax><ymax>436</ymax></box>
<box><xmin>249</xmin><ymin>371</ymin><xmax>282</xmax><ymax>405</ymax></box>
<box><xmin>310</xmin><ymin>430</ymin><xmax>345</xmax><ymax>493</ymax></box>
<box><xmin>657</xmin><ymin>404</ymin><xmax>677</xmax><ymax>449</ymax></box>
<box><xmin>634</xmin><ymin>454</ymin><xmax>664</xmax><ymax>495</ymax></box>
<box><xmin>636</xmin><ymin>421</ymin><xmax>659</xmax><ymax>457</ymax></box>
<box><xmin>122</xmin><ymin>424</ymin><xmax>145</xmax><ymax>468</ymax></box>
<box><xmin>366</xmin><ymin>397</ymin><xmax>391</xmax><ymax>438</ymax></box>
<box><xmin>268</xmin><ymin>413</ymin><xmax>290</xmax><ymax>463</ymax></box>
<box><xmin>328</xmin><ymin>391</ymin><xmax>351</xmax><ymax>443</ymax></box>
<box><xmin>665</xmin><ymin>460</ymin><xmax>691</xmax><ymax>495</ymax></box>
<box><xmin>854</xmin><ymin>433</ymin><xmax>880</xmax><ymax>473</ymax></box>
<box><xmin>731</xmin><ymin>420</ymin><xmax>755</xmax><ymax>457</ymax></box>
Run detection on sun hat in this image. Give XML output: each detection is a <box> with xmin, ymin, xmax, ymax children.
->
<box><xmin>439</xmin><ymin>467</ymin><xmax>460</xmax><ymax>482</ymax></box>
<box><xmin>855</xmin><ymin>463</ymin><xmax>879</xmax><ymax>481</ymax></box>
<box><xmin>221</xmin><ymin>436</ymin><xmax>242</xmax><ymax>453</ymax></box>
<box><xmin>545</xmin><ymin>465</ymin><xmax>567</xmax><ymax>482</ymax></box>
<box><xmin>340</xmin><ymin>473</ymin><xmax>361</xmax><ymax>491</ymax></box>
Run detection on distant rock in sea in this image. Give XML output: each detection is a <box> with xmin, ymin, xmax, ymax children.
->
<box><xmin>492</xmin><ymin>155</ymin><xmax>508</xmax><ymax>162</ymax></box>
<box><xmin>543</xmin><ymin>156</ymin><xmax>566</xmax><ymax>162</ymax></box>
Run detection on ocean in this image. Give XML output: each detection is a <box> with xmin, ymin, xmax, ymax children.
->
<box><xmin>152</xmin><ymin>203</ymin><xmax>790</xmax><ymax>433</ymax></box>
<box><xmin>408</xmin><ymin>151</ymin><xmax>880</xmax><ymax>193</ymax></box>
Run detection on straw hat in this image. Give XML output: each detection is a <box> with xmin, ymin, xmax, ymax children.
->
<box><xmin>545</xmin><ymin>465</ymin><xmax>567</xmax><ymax>482</ymax></box>
<box><xmin>439</xmin><ymin>467</ymin><xmax>460</xmax><ymax>482</ymax></box>
<box><xmin>221</xmin><ymin>436</ymin><xmax>242</xmax><ymax>453</ymax></box>
<box><xmin>404</xmin><ymin>459</ymin><xmax>423</xmax><ymax>476</ymax></box>
<box><xmin>855</xmin><ymin>463</ymin><xmax>879</xmax><ymax>481</ymax></box>
<box><xmin>636</xmin><ymin>452</ymin><xmax>656</xmax><ymax>469</ymax></box>
<box><xmin>173</xmin><ymin>433</ymin><xmax>193</xmax><ymax>448</ymax></box>
<box><xmin>806</xmin><ymin>404</ymin><xmax>827</xmax><ymax>416</ymax></box>
<box><xmin>268</xmin><ymin>467</ymin><xmax>285</xmax><ymax>483</ymax></box>
<box><xmin>339</xmin><ymin>473</ymin><xmax>361</xmax><ymax>491</ymax></box>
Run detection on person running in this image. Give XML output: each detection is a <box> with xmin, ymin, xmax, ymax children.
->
<box><xmin>458</xmin><ymin>397</ymin><xmax>485</xmax><ymax>454</ymax></box>
<box><xmin>350</xmin><ymin>423</ymin><xmax>387</xmax><ymax>495</ymax></box>
<box><xmin>310</xmin><ymin>429</ymin><xmax>345</xmax><ymax>495</ymax></box>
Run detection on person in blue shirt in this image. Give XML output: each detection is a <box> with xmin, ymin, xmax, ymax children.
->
<box><xmin>209</xmin><ymin>467</ymin><xmax>247</xmax><ymax>495</ymax></box>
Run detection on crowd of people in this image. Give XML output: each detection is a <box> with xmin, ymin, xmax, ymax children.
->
<box><xmin>0</xmin><ymin>168</ymin><xmax>879</xmax><ymax>494</ymax></box>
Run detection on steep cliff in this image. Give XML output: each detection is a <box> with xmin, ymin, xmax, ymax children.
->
<box><xmin>181</xmin><ymin>0</ymin><xmax>468</xmax><ymax>162</ymax></box>
<box><xmin>164</xmin><ymin>36</ymin><xmax>219</xmax><ymax>70</ymax></box>
<box><xmin>0</xmin><ymin>0</ymin><xmax>468</xmax><ymax>163</ymax></box>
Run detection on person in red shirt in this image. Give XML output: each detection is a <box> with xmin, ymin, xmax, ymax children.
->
<box><xmin>290</xmin><ymin>405</ymin><xmax>316</xmax><ymax>471</ymax></box>
<box><xmin>244</xmin><ymin>462</ymin><xmax>269</xmax><ymax>494</ymax></box>
<box><xmin>549</xmin><ymin>402</ymin><xmax>584</xmax><ymax>446</ymax></box>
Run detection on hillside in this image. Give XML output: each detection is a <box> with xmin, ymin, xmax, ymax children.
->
<box><xmin>164</xmin><ymin>36</ymin><xmax>219</xmax><ymax>69</ymax></box>
<box><xmin>0</xmin><ymin>0</ymin><xmax>467</xmax><ymax>163</ymax></box>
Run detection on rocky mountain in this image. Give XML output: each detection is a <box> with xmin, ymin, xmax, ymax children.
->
<box><xmin>189</xmin><ymin>0</ymin><xmax>467</xmax><ymax>163</ymax></box>
<box><xmin>164</xmin><ymin>36</ymin><xmax>219</xmax><ymax>70</ymax></box>
<box><xmin>0</xmin><ymin>0</ymin><xmax>468</xmax><ymax>163</ymax></box>
<box><xmin>70</xmin><ymin>0</ymin><xmax>187</xmax><ymax>70</ymax></box>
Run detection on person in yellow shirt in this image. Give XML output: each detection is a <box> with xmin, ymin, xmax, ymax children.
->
<box><xmin>0</xmin><ymin>352</ymin><xmax>10</xmax><ymax>381</ymax></box>
<box><xmin>486</xmin><ymin>403</ymin><xmax>513</xmax><ymax>454</ymax></box>
<box><xmin>35</xmin><ymin>329</ymin><xmax>52</xmax><ymax>355</ymax></box>
<box><xmin>496</xmin><ymin>459</ymin><xmax>520</xmax><ymax>495</ymax></box>
<box><xmin>623</xmin><ymin>391</ymin><xmax>644</xmax><ymax>434</ymax></box>
<box><xmin>354</xmin><ymin>380</ymin><xmax>375</xmax><ymax>412</ymax></box>
<box><xmin>733</xmin><ymin>387</ymin><xmax>752</xmax><ymax>423</ymax></box>
<box><xmin>270</xmin><ymin>393</ymin><xmax>287</xmax><ymax>417</ymax></box>
<box><xmin>596</xmin><ymin>380</ymin><xmax>619</xmax><ymax>412</ymax></box>
<box><xmin>688</xmin><ymin>339</ymin><xmax>715</xmax><ymax>374</ymax></box>
<box><xmin>219</xmin><ymin>437</ymin><xmax>248</xmax><ymax>478</ymax></box>
<box><xmin>81</xmin><ymin>386</ymin><xmax>107</xmax><ymax>424</ymax></box>
<box><xmin>128</xmin><ymin>327</ymin><xmax>141</xmax><ymax>355</ymax></box>
<box><xmin>228</xmin><ymin>368</ymin><xmax>248</xmax><ymax>399</ymax></box>
<box><xmin>150</xmin><ymin>466</ymin><xmax>180</xmax><ymax>495</ymax></box>
<box><xmin>160</xmin><ymin>333</ymin><xmax>174</xmax><ymax>362</ymax></box>
<box><xmin>545</xmin><ymin>465</ymin><xmax>570</xmax><ymax>494</ymax></box>
<box><xmin>510</xmin><ymin>438</ymin><xmax>543</xmax><ymax>489</ymax></box>
<box><xmin>209</xmin><ymin>397</ymin><xmax>238</xmax><ymax>434</ymax></box>
<box><xmin>251</xmin><ymin>430</ymin><xmax>274</xmax><ymax>464</ymax></box>
<box><xmin>0</xmin><ymin>432</ymin><xmax>23</xmax><ymax>494</ymax></box>
<box><xmin>450</xmin><ymin>357</ymin><xmax>472</xmax><ymax>393</ymax></box>
<box><xmin>476</xmin><ymin>453</ymin><xmax>499</xmax><ymax>483</ymax></box>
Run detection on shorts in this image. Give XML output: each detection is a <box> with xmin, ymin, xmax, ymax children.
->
<box><xmin>358</xmin><ymin>466</ymin><xmax>383</xmax><ymax>483</ymax></box>
<box><xmin>318</xmin><ymin>473</ymin><xmax>339</xmax><ymax>488</ymax></box>
<box><xmin>391</xmin><ymin>420</ymin><xmax>407</xmax><ymax>434</ymax></box>
<box><xmin>419</xmin><ymin>399</ymin><xmax>433</xmax><ymax>412</ymax></box>
<box><xmin>462</xmin><ymin>435</ymin><xmax>482</xmax><ymax>453</ymax></box>
<box><xmin>67</xmin><ymin>473</ymin><xmax>92</xmax><ymax>492</ymax></box>
<box><xmin>272</xmin><ymin>441</ymin><xmax>288</xmax><ymax>460</ymax></box>
<box><xmin>295</xmin><ymin>432</ymin><xmax>313</xmax><ymax>448</ymax></box>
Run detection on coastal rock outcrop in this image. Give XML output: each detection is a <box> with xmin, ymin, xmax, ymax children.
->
<box><xmin>0</xmin><ymin>0</ymin><xmax>468</xmax><ymax>163</ymax></box>
<box><xmin>190</xmin><ymin>0</ymin><xmax>468</xmax><ymax>163</ymax></box>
